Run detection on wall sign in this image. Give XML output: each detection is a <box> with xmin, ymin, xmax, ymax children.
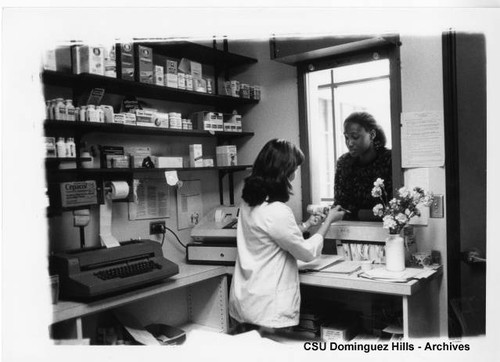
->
<box><xmin>60</xmin><ymin>181</ymin><xmax>98</xmax><ymax>208</ymax></box>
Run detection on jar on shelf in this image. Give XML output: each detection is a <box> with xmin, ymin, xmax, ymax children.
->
<box><xmin>56</xmin><ymin>137</ymin><xmax>67</xmax><ymax>157</ymax></box>
<box><xmin>65</xmin><ymin>99</ymin><xmax>75</xmax><ymax>121</ymax></box>
<box><xmin>79</xmin><ymin>106</ymin><xmax>87</xmax><ymax>122</ymax></box>
<box><xmin>74</xmin><ymin>107</ymin><xmax>80</xmax><ymax>121</ymax></box>
<box><xmin>86</xmin><ymin>105</ymin><xmax>98</xmax><ymax>122</ymax></box>
<box><xmin>96</xmin><ymin>106</ymin><xmax>105</xmax><ymax>123</ymax></box>
<box><xmin>66</xmin><ymin>137</ymin><xmax>76</xmax><ymax>158</ymax></box>
<box><xmin>55</xmin><ymin>98</ymin><xmax>66</xmax><ymax>121</ymax></box>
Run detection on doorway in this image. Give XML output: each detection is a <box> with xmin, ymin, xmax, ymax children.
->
<box><xmin>443</xmin><ymin>31</ymin><xmax>487</xmax><ymax>337</ymax></box>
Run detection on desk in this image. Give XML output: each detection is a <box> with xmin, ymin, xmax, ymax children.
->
<box><xmin>299</xmin><ymin>267</ymin><xmax>443</xmax><ymax>338</ymax></box>
<box><xmin>51</xmin><ymin>262</ymin><xmax>441</xmax><ymax>342</ymax></box>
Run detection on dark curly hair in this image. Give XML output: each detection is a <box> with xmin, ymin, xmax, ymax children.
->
<box><xmin>242</xmin><ymin>139</ymin><xmax>304</xmax><ymax>206</ymax></box>
<box><xmin>344</xmin><ymin>112</ymin><xmax>387</xmax><ymax>150</ymax></box>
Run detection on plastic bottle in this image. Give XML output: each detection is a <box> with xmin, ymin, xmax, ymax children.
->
<box><xmin>55</xmin><ymin>98</ymin><xmax>66</xmax><ymax>121</ymax></box>
<box><xmin>79</xmin><ymin>106</ymin><xmax>87</xmax><ymax>122</ymax></box>
<box><xmin>66</xmin><ymin>137</ymin><xmax>76</xmax><ymax>158</ymax></box>
<box><xmin>65</xmin><ymin>99</ymin><xmax>76</xmax><ymax>121</ymax></box>
<box><xmin>86</xmin><ymin>105</ymin><xmax>98</xmax><ymax>122</ymax></box>
<box><xmin>56</xmin><ymin>137</ymin><xmax>67</xmax><ymax>157</ymax></box>
<box><xmin>97</xmin><ymin>106</ymin><xmax>105</xmax><ymax>123</ymax></box>
<box><xmin>74</xmin><ymin>107</ymin><xmax>80</xmax><ymax>121</ymax></box>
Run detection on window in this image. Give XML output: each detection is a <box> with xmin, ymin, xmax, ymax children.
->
<box><xmin>306</xmin><ymin>59</ymin><xmax>392</xmax><ymax>203</ymax></box>
<box><xmin>297</xmin><ymin>41</ymin><xmax>402</xmax><ymax>214</ymax></box>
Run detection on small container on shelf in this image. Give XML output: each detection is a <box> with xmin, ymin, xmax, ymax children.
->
<box><xmin>65</xmin><ymin>99</ymin><xmax>76</xmax><ymax>121</ymax></box>
<box><xmin>54</xmin><ymin>98</ymin><xmax>66</xmax><ymax>121</ymax></box>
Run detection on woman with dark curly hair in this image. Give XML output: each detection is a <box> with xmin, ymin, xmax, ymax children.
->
<box><xmin>229</xmin><ymin>139</ymin><xmax>344</xmax><ymax>335</ymax></box>
<box><xmin>334</xmin><ymin>112</ymin><xmax>392</xmax><ymax>220</ymax></box>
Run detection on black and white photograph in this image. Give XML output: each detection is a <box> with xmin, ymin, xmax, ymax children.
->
<box><xmin>2</xmin><ymin>2</ymin><xmax>500</xmax><ymax>362</ymax></box>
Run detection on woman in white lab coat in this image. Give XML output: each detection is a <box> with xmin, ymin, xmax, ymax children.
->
<box><xmin>229</xmin><ymin>139</ymin><xmax>344</xmax><ymax>336</ymax></box>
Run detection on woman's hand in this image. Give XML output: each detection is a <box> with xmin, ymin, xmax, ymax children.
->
<box><xmin>325</xmin><ymin>205</ymin><xmax>345</xmax><ymax>224</ymax></box>
<box><xmin>303</xmin><ymin>212</ymin><xmax>325</xmax><ymax>230</ymax></box>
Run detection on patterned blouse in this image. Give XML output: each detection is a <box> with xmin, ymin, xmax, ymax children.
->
<box><xmin>334</xmin><ymin>148</ymin><xmax>392</xmax><ymax>220</ymax></box>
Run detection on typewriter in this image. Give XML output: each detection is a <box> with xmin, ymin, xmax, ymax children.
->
<box><xmin>50</xmin><ymin>239</ymin><xmax>179</xmax><ymax>299</ymax></box>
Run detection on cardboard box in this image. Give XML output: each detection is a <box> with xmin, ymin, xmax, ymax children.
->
<box><xmin>320</xmin><ymin>320</ymin><xmax>358</xmax><ymax>341</ymax></box>
<box><xmin>113</xmin><ymin>113</ymin><xmax>126</xmax><ymax>124</ymax></box>
<box><xmin>165</xmin><ymin>58</ymin><xmax>178</xmax><ymax>88</ymax></box>
<box><xmin>202</xmin><ymin>158</ymin><xmax>214</xmax><ymax>167</ymax></box>
<box><xmin>134</xmin><ymin>45</ymin><xmax>153</xmax><ymax>84</ymax></box>
<box><xmin>216</xmin><ymin>145</ymin><xmax>237</xmax><ymax>167</ymax></box>
<box><xmin>126</xmin><ymin>147</ymin><xmax>152</xmax><ymax>168</ymax></box>
<box><xmin>100</xmin><ymin>146</ymin><xmax>124</xmax><ymax>168</ymax></box>
<box><xmin>72</xmin><ymin>45</ymin><xmax>105</xmax><ymax>75</ymax></box>
<box><xmin>154</xmin><ymin>65</ymin><xmax>164</xmax><ymax>86</ymax></box>
<box><xmin>135</xmin><ymin>109</ymin><xmax>155</xmax><ymax>124</ymax></box>
<box><xmin>153</xmin><ymin>156</ymin><xmax>184</xmax><ymax>168</ymax></box>
<box><xmin>206</xmin><ymin>79</ymin><xmax>213</xmax><ymax>94</ymax></box>
<box><xmin>177</xmin><ymin>73</ymin><xmax>186</xmax><ymax>89</ymax></box>
<box><xmin>190</xmin><ymin>111</ymin><xmax>223</xmax><ymax>131</ymax></box>
<box><xmin>124</xmin><ymin>113</ymin><xmax>137</xmax><ymax>125</ymax></box>
<box><xmin>109</xmin><ymin>155</ymin><xmax>130</xmax><ymax>168</ymax></box>
<box><xmin>55</xmin><ymin>46</ymin><xmax>72</xmax><ymax>72</ymax></box>
<box><xmin>230</xmin><ymin>80</ymin><xmax>240</xmax><ymax>97</ymax></box>
<box><xmin>240</xmin><ymin>83</ymin><xmax>250</xmax><ymax>99</ymax></box>
<box><xmin>189</xmin><ymin>144</ymin><xmax>203</xmax><ymax>168</ymax></box>
<box><xmin>250</xmin><ymin>85</ymin><xmax>261</xmax><ymax>100</ymax></box>
<box><xmin>153</xmin><ymin>112</ymin><xmax>169</xmax><ymax>128</ymax></box>
<box><xmin>116</xmin><ymin>43</ymin><xmax>135</xmax><ymax>81</ymax></box>
<box><xmin>194</xmin><ymin>78</ymin><xmax>207</xmax><ymax>93</ymax></box>
<box><xmin>103</xmin><ymin>45</ymin><xmax>116</xmax><ymax>78</ymax></box>
<box><xmin>185</xmin><ymin>74</ymin><xmax>193</xmax><ymax>91</ymax></box>
<box><xmin>223</xmin><ymin>113</ymin><xmax>242</xmax><ymax>132</ymax></box>
<box><xmin>43</xmin><ymin>49</ymin><xmax>57</xmax><ymax>71</ymax></box>
<box><xmin>190</xmin><ymin>61</ymin><xmax>202</xmax><ymax>79</ymax></box>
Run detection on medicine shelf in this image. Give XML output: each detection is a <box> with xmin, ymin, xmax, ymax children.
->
<box><xmin>134</xmin><ymin>40</ymin><xmax>258</xmax><ymax>68</ymax></box>
<box><xmin>42</xmin><ymin>71</ymin><xmax>259</xmax><ymax>108</ymax></box>
<box><xmin>43</xmin><ymin>120</ymin><xmax>254</xmax><ymax>139</ymax></box>
<box><xmin>46</xmin><ymin>165</ymin><xmax>252</xmax><ymax>175</ymax></box>
<box><xmin>45</xmin><ymin>157</ymin><xmax>92</xmax><ymax>163</ymax></box>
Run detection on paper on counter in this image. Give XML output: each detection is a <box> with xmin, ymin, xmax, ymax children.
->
<box><xmin>359</xmin><ymin>267</ymin><xmax>433</xmax><ymax>282</ymax></box>
<box><xmin>297</xmin><ymin>254</ymin><xmax>344</xmax><ymax>271</ymax></box>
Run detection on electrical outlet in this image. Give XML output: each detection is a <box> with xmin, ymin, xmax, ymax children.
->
<box><xmin>150</xmin><ymin>221</ymin><xmax>166</xmax><ymax>234</ymax></box>
<box><xmin>430</xmin><ymin>194</ymin><xmax>444</xmax><ymax>218</ymax></box>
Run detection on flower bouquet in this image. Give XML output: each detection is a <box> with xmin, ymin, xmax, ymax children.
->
<box><xmin>371</xmin><ymin>178</ymin><xmax>434</xmax><ymax>234</ymax></box>
<box><xmin>371</xmin><ymin>178</ymin><xmax>434</xmax><ymax>271</ymax></box>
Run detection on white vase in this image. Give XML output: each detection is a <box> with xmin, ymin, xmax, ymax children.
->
<box><xmin>385</xmin><ymin>233</ymin><xmax>406</xmax><ymax>272</ymax></box>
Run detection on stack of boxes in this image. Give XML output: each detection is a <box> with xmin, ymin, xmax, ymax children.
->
<box><xmin>190</xmin><ymin>111</ymin><xmax>223</xmax><ymax>132</ymax></box>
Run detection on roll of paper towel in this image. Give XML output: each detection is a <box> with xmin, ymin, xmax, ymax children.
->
<box><xmin>109</xmin><ymin>181</ymin><xmax>130</xmax><ymax>200</ymax></box>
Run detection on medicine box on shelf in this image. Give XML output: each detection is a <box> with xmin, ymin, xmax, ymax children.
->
<box><xmin>216</xmin><ymin>145</ymin><xmax>237</xmax><ymax>167</ymax></box>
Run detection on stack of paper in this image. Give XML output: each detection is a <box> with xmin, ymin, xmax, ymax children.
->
<box><xmin>359</xmin><ymin>267</ymin><xmax>433</xmax><ymax>282</ymax></box>
<box><xmin>320</xmin><ymin>261</ymin><xmax>362</xmax><ymax>274</ymax></box>
<box><xmin>297</xmin><ymin>254</ymin><xmax>343</xmax><ymax>271</ymax></box>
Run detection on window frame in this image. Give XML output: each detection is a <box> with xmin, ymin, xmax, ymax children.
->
<box><xmin>296</xmin><ymin>39</ymin><xmax>403</xmax><ymax>216</ymax></box>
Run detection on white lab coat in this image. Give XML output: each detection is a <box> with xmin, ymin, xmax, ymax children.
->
<box><xmin>229</xmin><ymin>201</ymin><xmax>323</xmax><ymax>328</ymax></box>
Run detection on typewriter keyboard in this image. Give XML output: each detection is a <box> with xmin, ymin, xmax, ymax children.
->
<box><xmin>94</xmin><ymin>260</ymin><xmax>162</xmax><ymax>280</ymax></box>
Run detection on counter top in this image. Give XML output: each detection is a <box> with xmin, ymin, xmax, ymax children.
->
<box><xmin>53</xmin><ymin>261</ymin><xmax>441</xmax><ymax>324</ymax></box>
